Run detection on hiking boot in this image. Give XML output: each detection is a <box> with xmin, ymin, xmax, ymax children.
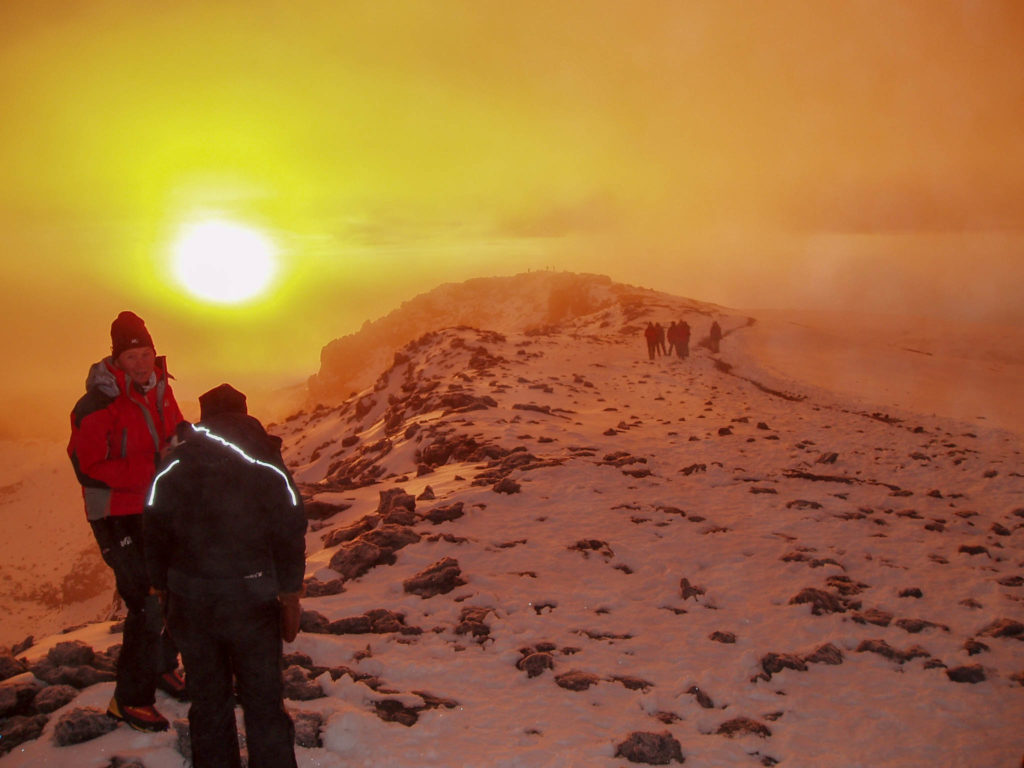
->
<box><xmin>157</xmin><ymin>668</ymin><xmax>188</xmax><ymax>701</ymax></box>
<box><xmin>107</xmin><ymin>697</ymin><xmax>170</xmax><ymax>732</ymax></box>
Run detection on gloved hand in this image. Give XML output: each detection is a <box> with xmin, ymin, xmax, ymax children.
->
<box><xmin>279</xmin><ymin>592</ymin><xmax>301</xmax><ymax>643</ymax></box>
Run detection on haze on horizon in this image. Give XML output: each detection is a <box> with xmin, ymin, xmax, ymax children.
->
<box><xmin>1</xmin><ymin>0</ymin><xmax>1022</xmax><ymax>440</ymax></box>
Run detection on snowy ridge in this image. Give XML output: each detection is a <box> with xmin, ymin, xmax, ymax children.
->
<box><xmin>307</xmin><ymin>271</ymin><xmax>722</xmax><ymax>404</ymax></box>
<box><xmin>2</xmin><ymin>283</ymin><xmax>1023</xmax><ymax>767</ymax></box>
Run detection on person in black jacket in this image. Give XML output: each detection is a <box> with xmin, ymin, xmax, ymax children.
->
<box><xmin>145</xmin><ymin>383</ymin><xmax>306</xmax><ymax>768</ymax></box>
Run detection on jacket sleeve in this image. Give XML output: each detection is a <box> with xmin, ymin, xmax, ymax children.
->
<box><xmin>269</xmin><ymin>469</ymin><xmax>307</xmax><ymax>595</ymax></box>
<box><xmin>143</xmin><ymin>456</ymin><xmax>185</xmax><ymax>592</ymax></box>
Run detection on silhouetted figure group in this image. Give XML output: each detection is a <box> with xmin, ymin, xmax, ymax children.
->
<box><xmin>643</xmin><ymin>319</ymin><xmax>721</xmax><ymax>360</ymax></box>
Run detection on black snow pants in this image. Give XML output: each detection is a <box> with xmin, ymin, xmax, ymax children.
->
<box><xmin>91</xmin><ymin>515</ymin><xmax>178</xmax><ymax>706</ymax></box>
<box><xmin>167</xmin><ymin>593</ymin><xmax>296</xmax><ymax>768</ymax></box>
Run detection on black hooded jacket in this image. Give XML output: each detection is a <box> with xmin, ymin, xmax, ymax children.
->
<box><xmin>144</xmin><ymin>411</ymin><xmax>306</xmax><ymax>603</ymax></box>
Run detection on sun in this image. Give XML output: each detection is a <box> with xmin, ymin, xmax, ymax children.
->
<box><xmin>170</xmin><ymin>219</ymin><xmax>278</xmax><ymax>304</ymax></box>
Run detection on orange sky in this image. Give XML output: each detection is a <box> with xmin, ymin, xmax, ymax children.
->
<box><xmin>1</xmin><ymin>0</ymin><xmax>1022</xmax><ymax>439</ymax></box>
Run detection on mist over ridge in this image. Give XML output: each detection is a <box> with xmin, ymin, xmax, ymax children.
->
<box><xmin>307</xmin><ymin>271</ymin><xmax>728</xmax><ymax>406</ymax></box>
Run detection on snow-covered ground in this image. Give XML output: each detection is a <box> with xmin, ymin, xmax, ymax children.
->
<box><xmin>2</xmin><ymin>278</ymin><xmax>1022</xmax><ymax>767</ymax></box>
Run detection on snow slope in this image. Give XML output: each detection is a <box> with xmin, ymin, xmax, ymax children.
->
<box><xmin>2</xmin><ymin>276</ymin><xmax>1022</xmax><ymax>767</ymax></box>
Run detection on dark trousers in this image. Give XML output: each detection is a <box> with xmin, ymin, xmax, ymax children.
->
<box><xmin>167</xmin><ymin>594</ymin><xmax>296</xmax><ymax>768</ymax></box>
<box><xmin>91</xmin><ymin>515</ymin><xmax>178</xmax><ymax>706</ymax></box>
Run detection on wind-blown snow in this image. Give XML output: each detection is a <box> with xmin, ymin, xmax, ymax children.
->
<box><xmin>2</xmin><ymin>276</ymin><xmax>1022</xmax><ymax>767</ymax></box>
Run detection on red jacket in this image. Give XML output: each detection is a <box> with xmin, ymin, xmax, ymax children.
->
<box><xmin>68</xmin><ymin>357</ymin><xmax>184</xmax><ymax>519</ymax></box>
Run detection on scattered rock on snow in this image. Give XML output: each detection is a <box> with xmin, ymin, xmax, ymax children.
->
<box><xmin>32</xmin><ymin>684</ymin><xmax>78</xmax><ymax>714</ymax></box>
<box><xmin>52</xmin><ymin>707</ymin><xmax>117</xmax><ymax>746</ymax></box>
<box><xmin>789</xmin><ymin>587</ymin><xmax>847</xmax><ymax>615</ymax></box>
<box><xmin>977</xmin><ymin>618</ymin><xmax>1024</xmax><ymax>639</ymax></box>
<box><xmin>282</xmin><ymin>665</ymin><xmax>325</xmax><ymax>701</ymax></box>
<box><xmin>403</xmin><ymin>557</ymin><xmax>466</xmax><ymax>598</ymax></box>
<box><xmin>554</xmin><ymin>670</ymin><xmax>601</xmax><ymax>691</ymax></box>
<box><xmin>946</xmin><ymin>665</ymin><xmax>986</xmax><ymax>684</ymax></box>
<box><xmin>516</xmin><ymin>652</ymin><xmax>555</xmax><ymax>678</ymax></box>
<box><xmin>614</xmin><ymin>730</ymin><xmax>685</xmax><ymax>765</ymax></box>
<box><xmin>716</xmin><ymin>716</ymin><xmax>772</xmax><ymax>738</ymax></box>
<box><xmin>0</xmin><ymin>714</ymin><xmax>48</xmax><ymax>756</ymax></box>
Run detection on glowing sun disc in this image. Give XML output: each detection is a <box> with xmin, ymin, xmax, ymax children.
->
<box><xmin>171</xmin><ymin>220</ymin><xmax>278</xmax><ymax>303</ymax></box>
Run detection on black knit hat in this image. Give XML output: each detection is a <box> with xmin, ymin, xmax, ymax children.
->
<box><xmin>199</xmin><ymin>383</ymin><xmax>248</xmax><ymax>420</ymax></box>
<box><xmin>110</xmin><ymin>311</ymin><xmax>155</xmax><ymax>359</ymax></box>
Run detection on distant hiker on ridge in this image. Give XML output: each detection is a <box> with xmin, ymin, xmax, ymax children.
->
<box><xmin>666</xmin><ymin>321</ymin><xmax>679</xmax><ymax>356</ymax></box>
<box><xmin>67</xmin><ymin>310</ymin><xmax>187</xmax><ymax>732</ymax></box>
<box><xmin>677</xmin><ymin>320</ymin><xmax>691</xmax><ymax>358</ymax></box>
<box><xmin>655</xmin><ymin>322</ymin><xmax>667</xmax><ymax>356</ymax></box>
<box><xmin>145</xmin><ymin>383</ymin><xmax>307</xmax><ymax>768</ymax></box>
<box><xmin>709</xmin><ymin>320</ymin><xmax>722</xmax><ymax>353</ymax></box>
<box><xmin>643</xmin><ymin>322</ymin><xmax>658</xmax><ymax>360</ymax></box>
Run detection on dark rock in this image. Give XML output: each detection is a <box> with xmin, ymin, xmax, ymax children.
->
<box><xmin>52</xmin><ymin>706</ymin><xmax>117</xmax><ymax>746</ymax></box>
<box><xmin>946</xmin><ymin>665</ymin><xmax>986</xmax><ymax>684</ymax></box>
<box><xmin>963</xmin><ymin>639</ymin><xmax>989</xmax><ymax>656</ymax></box>
<box><xmin>322</xmin><ymin>515</ymin><xmax>378</xmax><ymax>547</ymax></box>
<box><xmin>611</xmin><ymin>676</ymin><xmax>653</xmax><ymax>692</ymax></box>
<box><xmin>977</xmin><ymin>618</ymin><xmax>1024</xmax><ymax>639</ymax></box>
<box><xmin>33</xmin><ymin>684</ymin><xmax>79</xmax><ymax>714</ymax></box>
<box><xmin>304</xmin><ymin>499</ymin><xmax>351</xmax><ymax>521</ymax></box>
<box><xmin>570</xmin><ymin>539</ymin><xmax>614</xmax><ymax>558</ymax></box>
<box><xmin>374</xmin><ymin>698</ymin><xmax>419</xmax><ymax>727</ymax></box>
<box><xmin>958</xmin><ymin>545</ymin><xmax>989</xmax><ymax>557</ymax></box>
<box><xmin>852</xmin><ymin>608</ymin><xmax>893</xmax><ymax>626</ymax></box>
<box><xmin>554</xmin><ymin>670</ymin><xmax>601</xmax><ymax>691</ymax></box>
<box><xmin>328</xmin><ymin>540</ymin><xmax>393</xmax><ymax>581</ymax></box>
<box><xmin>688</xmin><ymin>685</ymin><xmax>714</xmax><ymax>708</ymax></box>
<box><xmin>302</xmin><ymin>577</ymin><xmax>345</xmax><ymax>598</ymax></box>
<box><xmin>894</xmin><ymin>618</ymin><xmax>949</xmax><ymax>634</ymax></box>
<box><xmin>108</xmin><ymin>757</ymin><xmax>147</xmax><ymax>768</ymax></box>
<box><xmin>0</xmin><ymin>714</ymin><xmax>48</xmax><ymax>756</ymax></box>
<box><xmin>760</xmin><ymin>653</ymin><xmax>807</xmax><ymax>678</ymax></box>
<box><xmin>422</xmin><ymin>501</ymin><xmax>465</xmax><ymax>524</ymax></box>
<box><xmin>855</xmin><ymin>639</ymin><xmax>930</xmax><ymax>664</ymax></box>
<box><xmin>614</xmin><ymin>731</ymin><xmax>685</xmax><ymax>765</ymax></box>
<box><xmin>679</xmin><ymin>578</ymin><xmax>706</xmax><ymax>601</ymax></box>
<box><xmin>709</xmin><ymin>631</ymin><xmax>736</xmax><ymax>644</ymax></box>
<box><xmin>327</xmin><ymin>615</ymin><xmax>373</xmax><ymax>634</ymax></box>
<box><xmin>789</xmin><ymin>588</ymin><xmax>846</xmax><ymax>615</ymax></box>
<box><xmin>404</xmin><ymin>557</ymin><xmax>466</xmax><ymax>598</ymax></box>
<box><xmin>31</xmin><ymin>662</ymin><xmax>114</xmax><ymax>689</ymax></box>
<box><xmin>282</xmin><ymin>665</ymin><xmax>325</xmax><ymax>701</ymax></box>
<box><xmin>717</xmin><ymin>717</ymin><xmax>772</xmax><ymax>738</ymax></box>
<box><xmin>10</xmin><ymin>637</ymin><xmax>33</xmax><ymax>656</ymax></box>
<box><xmin>455</xmin><ymin>606</ymin><xmax>492</xmax><ymax>639</ymax></box>
<box><xmin>493</xmin><ymin>477</ymin><xmax>522</xmax><ymax>494</ymax></box>
<box><xmin>899</xmin><ymin>587</ymin><xmax>924</xmax><ymax>598</ymax></box>
<box><xmin>328</xmin><ymin>609</ymin><xmax>417</xmax><ymax>635</ymax></box>
<box><xmin>361</xmin><ymin>524</ymin><xmax>422</xmax><ymax>552</ymax></box>
<box><xmin>803</xmin><ymin>643</ymin><xmax>844</xmax><ymax>665</ymax></box>
<box><xmin>291</xmin><ymin>709</ymin><xmax>324</xmax><ymax>748</ymax></box>
<box><xmin>0</xmin><ymin>677</ymin><xmax>43</xmax><ymax>717</ymax></box>
<box><xmin>516</xmin><ymin>652</ymin><xmax>555</xmax><ymax>678</ymax></box>
<box><xmin>299</xmin><ymin>609</ymin><xmax>331</xmax><ymax>634</ymax></box>
<box><xmin>47</xmin><ymin>641</ymin><xmax>95</xmax><ymax>668</ymax></box>
<box><xmin>416</xmin><ymin>485</ymin><xmax>436</xmax><ymax>500</ymax></box>
<box><xmin>0</xmin><ymin>653</ymin><xmax>28</xmax><ymax>681</ymax></box>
